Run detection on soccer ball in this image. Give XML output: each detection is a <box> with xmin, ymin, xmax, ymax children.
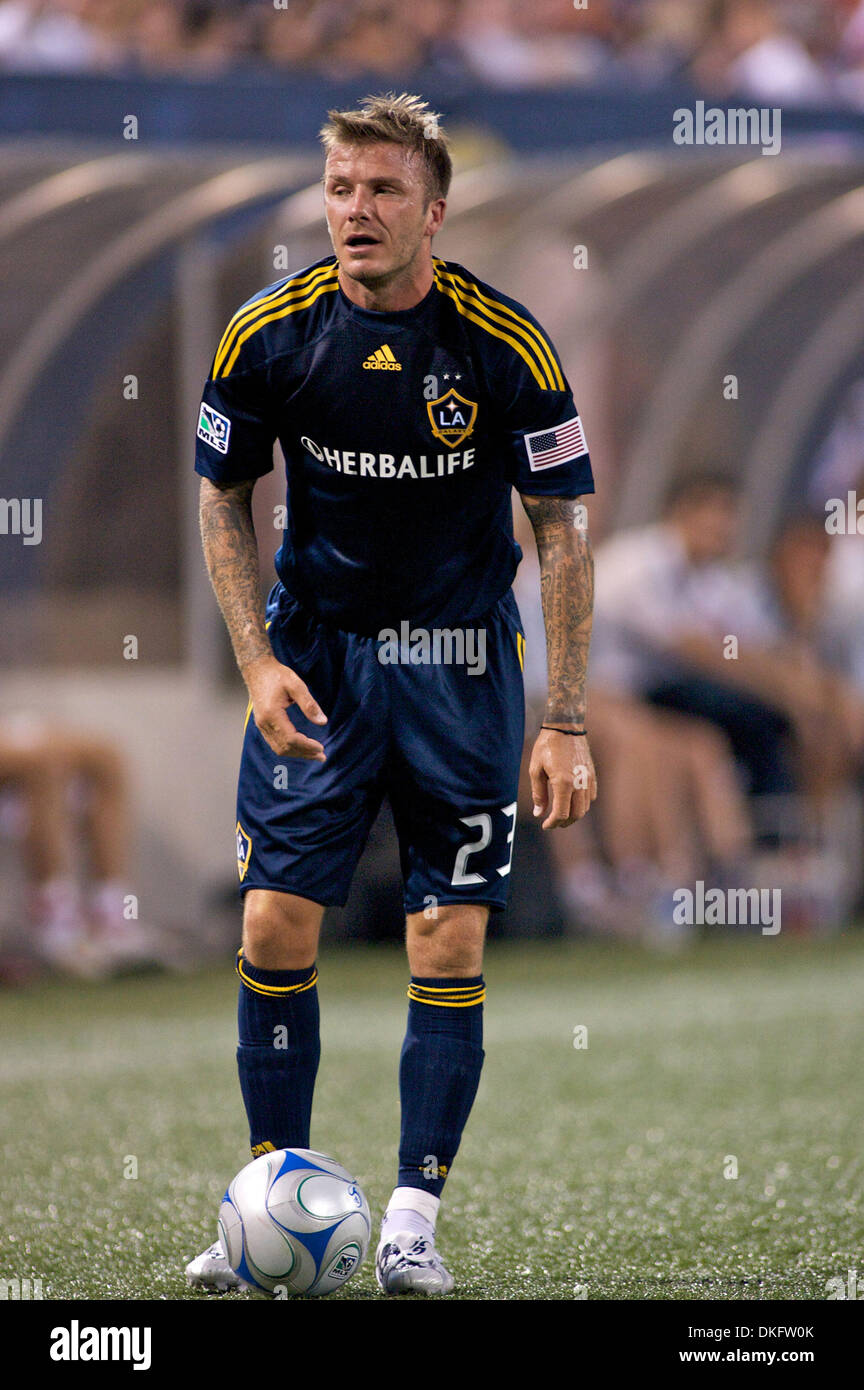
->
<box><xmin>218</xmin><ymin>1147</ymin><xmax>371</xmax><ymax>1296</ymax></box>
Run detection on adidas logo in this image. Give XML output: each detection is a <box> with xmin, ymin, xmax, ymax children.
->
<box><xmin>363</xmin><ymin>344</ymin><xmax>402</xmax><ymax>371</ymax></box>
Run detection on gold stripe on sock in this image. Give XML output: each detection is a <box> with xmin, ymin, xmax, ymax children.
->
<box><xmin>236</xmin><ymin>950</ymin><xmax>318</xmax><ymax>997</ymax></box>
<box><xmin>407</xmin><ymin>983</ymin><xmax>485</xmax><ymax>1007</ymax></box>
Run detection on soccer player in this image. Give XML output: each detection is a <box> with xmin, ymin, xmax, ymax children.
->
<box><xmin>186</xmin><ymin>93</ymin><xmax>596</xmax><ymax>1296</ymax></box>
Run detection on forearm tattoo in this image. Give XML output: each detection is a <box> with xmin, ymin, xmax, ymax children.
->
<box><xmin>199</xmin><ymin>477</ymin><xmax>271</xmax><ymax>673</ymax></box>
<box><xmin>521</xmin><ymin>494</ymin><xmax>594</xmax><ymax>726</ymax></box>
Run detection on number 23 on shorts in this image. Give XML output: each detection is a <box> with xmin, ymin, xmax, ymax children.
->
<box><xmin>451</xmin><ymin>803</ymin><xmax>517</xmax><ymax>886</ymax></box>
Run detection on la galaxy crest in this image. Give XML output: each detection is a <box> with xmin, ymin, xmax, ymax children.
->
<box><xmin>426</xmin><ymin>388</ymin><xmax>477</xmax><ymax>449</ymax></box>
<box><xmin>236</xmin><ymin>820</ymin><xmax>252</xmax><ymax>882</ymax></box>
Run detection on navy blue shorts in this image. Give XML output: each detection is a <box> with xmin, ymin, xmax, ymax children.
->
<box><xmin>235</xmin><ymin>583</ymin><xmax>526</xmax><ymax>916</ymax></box>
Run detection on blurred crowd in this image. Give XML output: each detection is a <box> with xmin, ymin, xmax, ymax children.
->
<box><xmin>4</xmin><ymin>0</ymin><xmax>864</xmax><ymax>108</ymax></box>
<box><xmin>514</xmin><ymin>473</ymin><xmax>864</xmax><ymax>944</ymax></box>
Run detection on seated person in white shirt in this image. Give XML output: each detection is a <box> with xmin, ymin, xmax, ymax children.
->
<box><xmin>591</xmin><ymin>472</ymin><xmax>798</xmax><ymax>843</ymax></box>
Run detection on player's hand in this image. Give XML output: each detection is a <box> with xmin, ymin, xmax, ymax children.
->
<box><xmin>529</xmin><ymin>729</ymin><xmax>597</xmax><ymax>829</ymax></box>
<box><xmin>242</xmin><ymin>655</ymin><xmax>328</xmax><ymax>761</ymax></box>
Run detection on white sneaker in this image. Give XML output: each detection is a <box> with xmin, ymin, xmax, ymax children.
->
<box><xmin>375</xmin><ymin>1231</ymin><xmax>455</xmax><ymax>1296</ymax></box>
<box><xmin>92</xmin><ymin>919</ymin><xmax>167</xmax><ymax>974</ymax></box>
<box><xmin>185</xmin><ymin>1240</ymin><xmax>253</xmax><ymax>1294</ymax></box>
<box><xmin>39</xmin><ymin>928</ymin><xmax>108</xmax><ymax>981</ymax></box>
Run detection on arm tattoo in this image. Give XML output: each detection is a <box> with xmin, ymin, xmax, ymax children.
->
<box><xmin>520</xmin><ymin>494</ymin><xmax>594</xmax><ymax>726</ymax></box>
<box><xmin>199</xmin><ymin>476</ymin><xmax>271</xmax><ymax>674</ymax></box>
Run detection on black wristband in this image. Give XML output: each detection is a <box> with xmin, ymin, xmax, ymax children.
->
<box><xmin>542</xmin><ymin>725</ymin><xmax>587</xmax><ymax>736</ymax></box>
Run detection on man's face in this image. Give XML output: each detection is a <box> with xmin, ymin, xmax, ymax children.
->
<box><xmin>323</xmin><ymin>141</ymin><xmax>444</xmax><ymax>288</ymax></box>
<box><xmin>674</xmin><ymin>492</ymin><xmax>740</xmax><ymax>563</ymax></box>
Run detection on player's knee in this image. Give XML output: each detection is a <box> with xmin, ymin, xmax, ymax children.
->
<box><xmin>241</xmin><ymin>890</ymin><xmax>322</xmax><ymax>970</ymax></box>
<box><xmin>406</xmin><ymin>903</ymin><xmax>487</xmax><ymax>977</ymax></box>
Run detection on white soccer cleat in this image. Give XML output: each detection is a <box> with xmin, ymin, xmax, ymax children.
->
<box><xmin>185</xmin><ymin>1240</ymin><xmax>253</xmax><ymax>1294</ymax></box>
<box><xmin>375</xmin><ymin>1231</ymin><xmax>455</xmax><ymax>1296</ymax></box>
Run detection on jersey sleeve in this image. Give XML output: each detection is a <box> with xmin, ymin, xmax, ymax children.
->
<box><xmin>496</xmin><ymin>319</ymin><xmax>594</xmax><ymax>498</ymax></box>
<box><xmin>194</xmin><ymin>344</ymin><xmax>276</xmax><ymax>486</ymax></box>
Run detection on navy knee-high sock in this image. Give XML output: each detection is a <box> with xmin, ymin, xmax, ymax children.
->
<box><xmin>397</xmin><ymin>976</ymin><xmax>485</xmax><ymax>1198</ymax></box>
<box><xmin>235</xmin><ymin>950</ymin><xmax>320</xmax><ymax>1156</ymax></box>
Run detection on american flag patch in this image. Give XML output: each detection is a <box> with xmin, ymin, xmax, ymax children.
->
<box><xmin>524</xmin><ymin>415</ymin><xmax>588</xmax><ymax>471</ymax></box>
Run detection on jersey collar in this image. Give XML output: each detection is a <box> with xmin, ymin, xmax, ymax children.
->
<box><xmin>336</xmin><ymin>274</ymin><xmax>437</xmax><ymax>327</ymax></box>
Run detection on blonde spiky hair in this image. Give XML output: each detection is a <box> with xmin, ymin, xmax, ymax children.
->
<box><xmin>319</xmin><ymin>92</ymin><xmax>452</xmax><ymax>203</ymax></box>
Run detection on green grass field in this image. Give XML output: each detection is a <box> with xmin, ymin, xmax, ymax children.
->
<box><xmin>1</xmin><ymin>935</ymin><xmax>862</xmax><ymax>1302</ymax></box>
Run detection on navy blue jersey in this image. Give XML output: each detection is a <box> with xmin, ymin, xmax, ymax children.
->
<box><xmin>195</xmin><ymin>254</ymin><xmax>594</xmax><ymax>636</ymax></box>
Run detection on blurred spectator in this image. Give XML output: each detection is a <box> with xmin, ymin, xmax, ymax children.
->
<box><xmin>0</xmin><ymin>715</ymin><xmax>171</xmax><ymax>980</ymax></box>
<box><xmin>751</xmin><ymin>513</ymin><xmax>864</xmax><ymax>798</ymax></box>
<box><xmin>126</xmin><ymin>0</ymin><xmax>252</xmax><ymax>76</ymax></box>
<box><xmin>404</xmin><ymin>0</ymin><xmax>467</xmax><ymax>78</ymax></box>
<box><xmin>324</xmin><ymin>3</ymin><xmax>426</xmax><ymax>78</ymax></box>
<box><xmin>823</xmin><ymin>465</ymin><xmax>864</xmax><ymax>695</ymax></box>
<box><xmin>590</xmin><ymin>473</ymin><xmax>799</xmax><ymax>828</ymax></box>
<box><xmin>588</xmin><ymin>475</ymin><xmax>864</xmax><ymax>929</ymax></box>
<box><xmin>540</xmin><ymin>693</ymin><xmax>753</xmax><ymax>942</ymax></box>
<box><xmin>748</xmin><ymin>512</ymin><xmax>864</xmax><ymax>924</ymax></box>
<box><xmin>257</xmin><ymin>0</ymin><xmax>337</xmax><ymax>72</ymax></box>
<box><xmin>690</xmin><ymin>0</ymin><xmax>831</xmax><ymax>103</ymax></box>
<box><xmin>616</xmin><ymin>0</ymin><xmax>707</xmax><ymax>85</ymax></box>
<box><xmin>0</xmin><ymin>0</ymin><xmax>118</xmax><ymax>71</ymax></box>
<box><xmin>126</xmin><ymin>1</ymin><xmax>192</xmax><ymax>75</ymax></box>
<box><xmin>455</xmin><ymin>0</ymin><xmax>614</xmax><ymax>88</ymax></box>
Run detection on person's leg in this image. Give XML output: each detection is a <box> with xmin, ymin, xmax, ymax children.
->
<box><xmin>236</xmin><ymin>889</ymin><xmax>324</xmax><ymax>1156</ymax></box>
<box><xmin>0</xmin><ymin>735</ymin><xmax>96</xmax><ymax>973</ymax></box>
<box><xmin>376</xmin><ymin>594</ymin><xmax>526</xmax><ymax>1294</ymax></box>
<box><xmin>187</xmin><ymin>891</ymin><xmax>327</xmax><ymax>1292</ymax></box>
<box><xmin>590</xmin><ymin>699</ymin><xmax>658</xmax><ymax>869</ymax></box>
<box><xmin>569</xmin><ymin>699</ymin><xmax>694</xmax><ymax>929</ymax></box>
<box><xmin>189</xmin><ymin>591</ymin><xmax>385</xmax><ymax>1289</ymax></box>
<box><xmin>60</xmin><ymin>736</ymin><xmax>155</xmax><ymax>963</ymax></box>
<box><xmin>63</xmin><ymin>736</ymin><xmax>129</xmax><ymax>885</ymax></box>
<box><xmin>232</xmin><ymin>590</ymin><xmax>387</xmax><ymax>1154</ymax></box>
<box><xmin>646</xmin><ymin>676</ymin><xmax>794</xmax><ymax>802</ymax></box>
<box><xmin>676</xmin><ymin>717</ymin><xmax>752</xmax><ymax>868</ymax></box>
<box><xmin>242</xmin><ymin>888</ymin><xmax>321</xmax><ymax>969</ymax></box>
<box><xmin>375</xmin><ymin>903</ymin><xmax>487</xmax><ymax>1293</ymax></box>
<box><xmin>396</xmin><ymin>902</ymin><xmax>487</xmax><ymax>1196</ymax></box>
<box><xmin>0</xmin><ymin>743</ymin><xmax>71</xmax><ymax>884</ymax></box>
